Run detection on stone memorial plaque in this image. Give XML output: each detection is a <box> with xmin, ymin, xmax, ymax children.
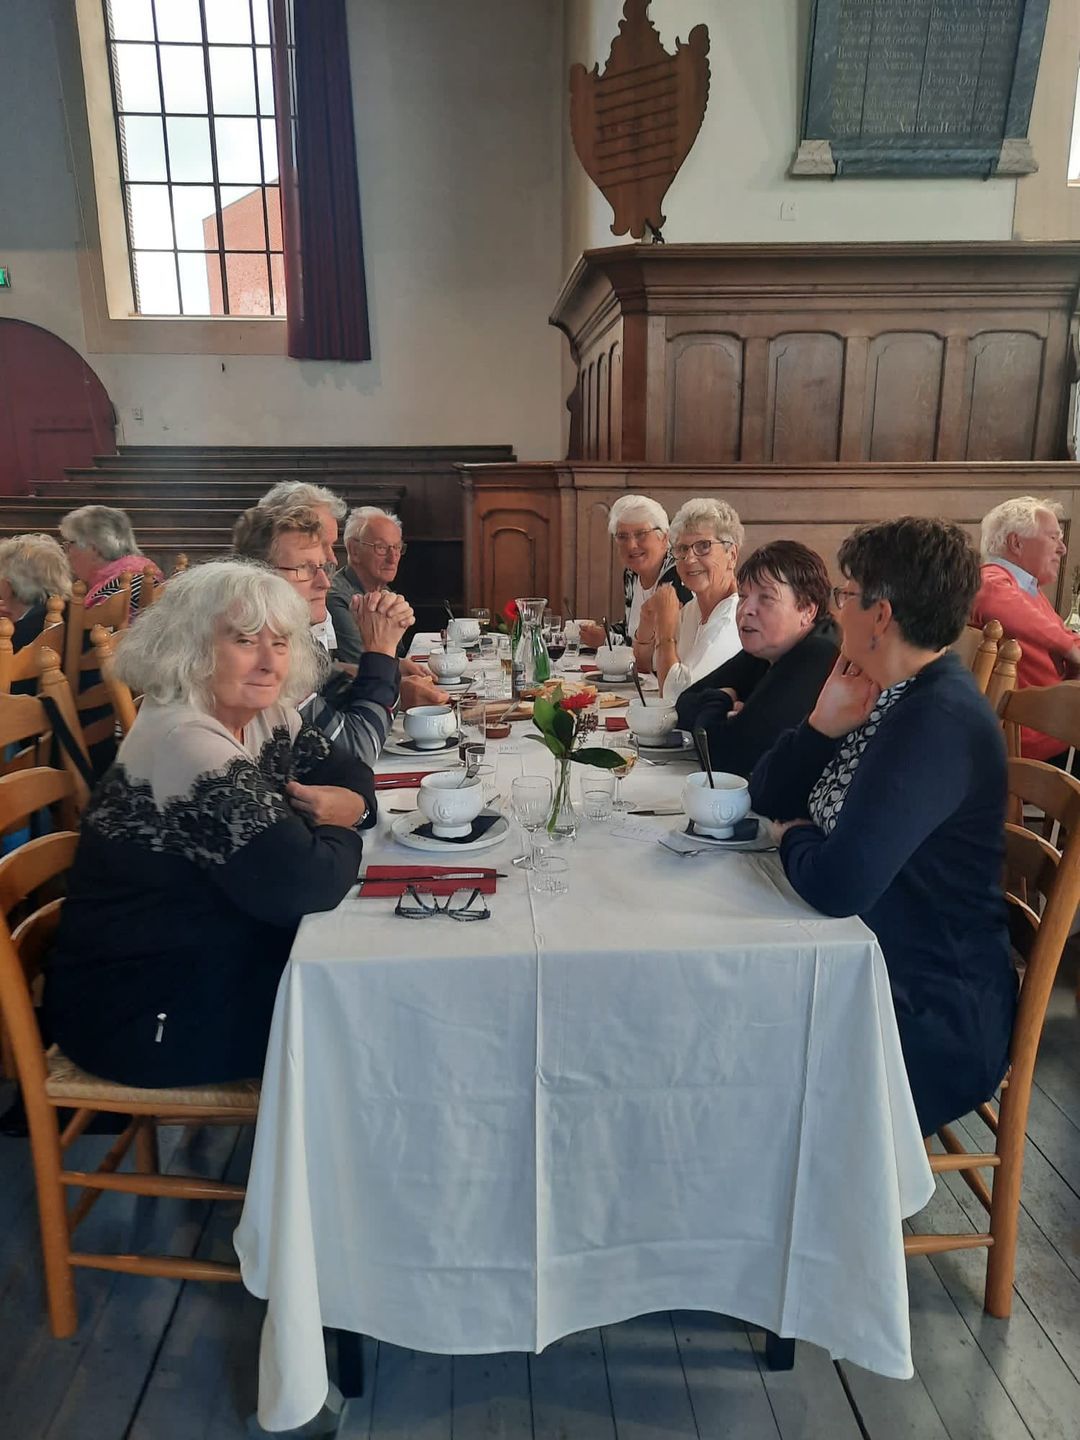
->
<box><xmin>793</xmin><ymin>0</ymin><xmax>1049</xmax><ymax>177</ymax></box>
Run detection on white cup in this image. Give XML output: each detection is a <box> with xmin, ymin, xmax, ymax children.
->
<box><xmin>428</xmin><ymin>648</ymin><xmax>467</xmax><ymax>681</ymax></box>
<box><xmin>447</xmin><ymin>618</ymin><xmax>481</xmax><ymax>646</ymax></box>
<box><xmin>417</xmin><ymin>771</ymin><xmax>485</xmax><ymax>838</ymax></box>
<box><xmin>596</xmin><ymin>644</ymin><xmax>633</xmax><ymax>678</ymax></box>
<box><xmin>628</xmin><ymin>698</ymin><xmax>677</xmax><ymax>740</ymax></box>
<box><xmin>403</xmin><ymin>704</ymin><xmax>457</xmax><ymax>750</ymax></box>
<box><xmin>681</xmin><ymin>770</ymin><xmax>751</xmax><ymax>839</ymax></box>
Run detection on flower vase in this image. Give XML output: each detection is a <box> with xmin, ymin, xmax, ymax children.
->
<box><xmin>546</xmin><ymin>755</ymin><xmax>578</xmax><ymax>841</ymax></box>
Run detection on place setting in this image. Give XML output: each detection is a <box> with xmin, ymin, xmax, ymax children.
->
<box><xmin>383</xmin><ymin>703</ymin><xmax>464</xmax><ymax>758</ymax></box>
<box><xmin>389</xmin><ymin>769</ymin><xmax>512</xmax><ymax>853</ymax></box>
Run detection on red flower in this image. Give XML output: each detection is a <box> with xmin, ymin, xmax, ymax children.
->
<box><xmin>558</xmin><ymin>691</ymin><xmax>593</xmax><ymax>712</ymax></box>
<box><xmin>502</xmin><ymin>599</ymin><xmax>519</xmax><ymax>623</ymax></box>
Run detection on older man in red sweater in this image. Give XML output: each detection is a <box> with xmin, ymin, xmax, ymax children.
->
<box><xmin>971</xmin><ymin>495</ymin><xmax>1080</xmax><ymax>760</ymax></box>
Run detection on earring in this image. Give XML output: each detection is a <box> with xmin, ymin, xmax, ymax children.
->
<box><xmin>869</xmin><ymin>635</ymin><xmax>878</xmax><ymax>651</ymax></box>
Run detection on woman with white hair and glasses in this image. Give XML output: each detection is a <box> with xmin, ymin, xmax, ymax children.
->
<box><xmin>578</xmin><ymin>495</ymin><xmax>690</xmax><ymax>648</ymax></box>
<box><xmin>43</xmin><ymin>561</ymin><xmax>376</xmax><ymax>1088</ymax></box>
<box><xmin>0</xmin><ymin>533</ymin><xmax>71</xmax><ymax>651</ymax></box>
<box><xmin>58</xmin><ymin>504</ymin><xmax>162</xmax><ymax>610</ymax></box>
<box><xmin>634</xmin><ymin>497</ymin><xmax>743</xmax><ymax>701</ymax></box>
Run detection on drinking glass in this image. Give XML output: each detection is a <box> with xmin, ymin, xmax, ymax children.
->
<box><xmin>563</xmin><ymin>620</ymin><xmax>581</xmax><ymax>669</ymax></box>
<box><xmin>470</xmin><ymin>607</ymin><xmax>491</xmax><ymax>630</ymax></box>
<box><xmin>494</xmin><ymin>633</ymin><xmax>513</xmax><ymax>699</ymax></box>
<box><xmin>529</xmin><ymin>853</ymin><xmax>569</xmax><ymax>898</ymax></box>
<box><xmin>580</xmin><ymin>770</ymin><xmax>616</xmax><ymax>822</ymax></box>
<box><xmin>455</xmin><ymin>684</ymin><xmax>487</xmax><ymax>770</ymax></box>
<box><xmin>511</xmin><ymin>775</ymin><xmax>552</xmax><ymax>869</ymax></box>
<box><xmin>547</xmin><ymin>627</ymin><xmax>567</xmax><ymax>673</ymax></box>
<box><xmin>605</xmin><ymin>732</ymin><xmax>638</xmax><ymax>811</ymax></box>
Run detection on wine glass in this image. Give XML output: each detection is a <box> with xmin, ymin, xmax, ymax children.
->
<box><xmin>605</xmin><ymin>732</ymin><xmax>638</xmax><ymax>812</ymax></box>
<box><xmin>470</xmin><ymin>607</ymin><xmax>491</xmax><ymax>631</ymax></box>
<box><xmin>547</xmin><ymin>627</ymin><xmax>567</xmax><ymax>674</ymax></box>
<box><xmin>511</xmin><ymin>775</ymin><xmax>552</xmax><ymax>869</ymax></box>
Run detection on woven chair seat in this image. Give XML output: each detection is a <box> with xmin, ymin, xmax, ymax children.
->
<box><xmin>45</xmin><ymin>1047</ymin><xmax>260</xmax><ymax>1111</ymax></box>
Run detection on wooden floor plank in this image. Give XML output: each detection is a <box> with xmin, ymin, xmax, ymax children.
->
<box><xmin>671</xmin><ymin>1312</ymin><xmax>781</xmax><ymax>1440</ymax></box>
<box><xmin>600</xmin><ymin>1312</ymin><xmax>698</xmax><ymax>1440</ymax></box>
<box><xmin>743</xmin><ymin>1330</ymin><xmax>863</xmax><ymax>1440</ymax></box>
<box><xmin>367</xmin><ymin>1344</ymin><xmax>452</xmax><ymax>1440</ymax></box>
<box><xmin>837</xmin><ymin>1358</ymin><xmax>952</xmax><ymax>1440</ymax></box>
<box><xmin>452</xmin><ymin>1351</ymin><xmax>532</xmax><ymax>1440</ymax></box>
<box><xmin>528</xmin><ymin>1329</ymin><xmax>615</xmax><ymax>1440</ymax></box>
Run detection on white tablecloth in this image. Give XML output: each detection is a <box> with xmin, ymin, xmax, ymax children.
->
<box><xmin>234</xmin><ymin>659</ymin><xmax>934</xmax><ymax>1432</ymax></box>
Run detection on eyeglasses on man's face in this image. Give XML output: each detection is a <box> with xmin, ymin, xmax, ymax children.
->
<box><xmin>614</xmin><ymin>526</ymin><xmax>661</xmax><ymax>547</ymax></box>
<box><xmin>275</xmin><ymin>560</ymin><xmax>337</xmax><ymax>583</ymax></box>
<box><xmin>672</xmin><ymin>538</ymin><xmax>732</xmax><ymax>561</ymax></box>
<box><xmin>831</xmin><ymin>585</ymin><xmax>863</xmax><ymax>609</ymax></box>
<box><xmin>357</xmin><ymin>540</ymin><xmax>407</xmax><ymax>559</ymax></box>
<box><xmin>394</xmin><ymin>886</ymin><xmax>490</xmax><ymax>921</ymax></box>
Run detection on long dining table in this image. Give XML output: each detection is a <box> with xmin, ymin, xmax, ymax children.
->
<box><xmin>233</xmin><ymin>650</ymin><xmax>935</xmax><ymax>1432</ymax></box>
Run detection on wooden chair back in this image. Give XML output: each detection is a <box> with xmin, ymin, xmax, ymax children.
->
<box><xmin>903</xmin><ymin>756</ymin><xmax>1080</xmax><ymax>1317</ymax></box>
<box><xmin>998</xmin><ymin>676</ymin><xmax>1080</xmax><ymax>761</ymax></box>
<box><xmin>171</xmin><ymin>553</ymin><xmax>189</xmax><ymax>576</ymax></box>
<box><xmin>953</xmin><ymin>619</ymin><xmax>1002</xmax><ymax>695</ymax></box>
<box><xmin>0</xmin><ymin>603</ymin><xmax>68</xmax><ymax>698</ymax></box>
<box><xmin>61</xmin><ymin>577</ymin><xmax>134</xmax><ymax>752</ymax></box>
<box><xmin>985</xmin><ymin>637</ymin><xmax>1022</xmax><ymax>715</ymax></box>
<box><xmin>0</xmin><ymin>649</ymin><xmax>91</xmax><ymax>823</ymax></box>
<box><xmin>89</xmin><ymin>626</ymin><xmax>138</xmax><ymax>737</ymax></box>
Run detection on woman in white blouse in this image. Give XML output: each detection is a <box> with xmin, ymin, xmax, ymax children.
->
<box><xmin>634</xmin><ymin>497</ymin><xmax>743</xmax><ymax>701</ymax></box>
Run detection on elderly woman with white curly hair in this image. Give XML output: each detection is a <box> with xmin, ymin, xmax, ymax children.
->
<box><xmin>0</xmin><ymin>532</ymin><xmax>71</xmax><ymax>652</ymax></box>
<box><xmin>578</xmin><ymin>494</ymin><xmax>691</xmax><ymax>648</ymax></box>
<box><xmin>634</xmin><ymin>497</ymin><xmax>744</xmax><ymax>701</ymax></box>
<box><xmin>43</xmin><ymin>560</ymin><xmax>376</xmax><ymax>1088</ymax></box>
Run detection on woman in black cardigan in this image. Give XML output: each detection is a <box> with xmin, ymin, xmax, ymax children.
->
<box><xmin>750</xmin><ymin>518</ymin><xmax>1016</xmax><ymax>1136</ymax></box>
<box><xmin>676</xmin><ymin>541</ymin><xmax>838</xmax><ymax>778</ymax></box>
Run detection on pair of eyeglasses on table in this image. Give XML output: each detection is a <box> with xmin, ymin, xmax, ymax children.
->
<box><xmin>394</xmin><ymin>885</ymin><xmax>491</xmax><ymax>921</ymax></box>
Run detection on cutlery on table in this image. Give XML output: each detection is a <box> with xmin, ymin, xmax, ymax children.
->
<box><xmin>693</xmin><ymin>727</ymin><xmax>715</xmax><ymax>787</ymax></box>
<box><xmin>628</xmin><ymin>806</ymin><xmax>684</xmax><ymax>817</ymax></box>
<box><xmin>356</xmin><ymin>870</ymin><xmax>507</xmax><ymax>893</ymax></box>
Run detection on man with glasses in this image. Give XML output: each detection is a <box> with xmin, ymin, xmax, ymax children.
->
<box><xmin>259</xmin><ymin>480</ymin><xmax>347</xmax><ymax>656</ymax></box>
<box><xmin>328</xmin><ymin>505</ymin><xmax>449</xmax><ymax>708</ymax></box>
<box><xmin>233</xmin><ymin>503</ymin><xmax>409</xmax><ymax>767</ymax></box>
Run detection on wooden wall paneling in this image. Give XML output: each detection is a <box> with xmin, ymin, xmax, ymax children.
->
<box><xmin>609</xmin><ymin>342</ymin><xmax>623</xmax><ymax>462</ymax></box>
<box><xmin>739</xmin><ymin>337</ymin><xmax>769</xmax><ymax>462</ymax></box>
<box><xmin>838</xmin><ymin>335</ymin><xmax>870</xmax><ymax>461</ymax></box>
<box><xmin>964</xmin><ymin>331</ymin><xmax>1045</xmax><ymax>459</ymax></box>
<box><xmin>935</xmin><ymin>334</ymin><xmax>972</xmax><ymax>460</ymax></box>
<box><xmin>864</xmin><ymin>332</ymin><xmax>945</xmax><ymax>461</ymax></box>
<box><xmin>665</xmin><ymin>331</ymin><xmax>743</xmax><ymax>463</ymax></box>
<box><xmin>597</xmin><ymin>351</ymin><xmax>610</xmax><ymax>460</ymax></box>
<box><xmin>764</xmin><ymin>332</ymin><xmax>844</xmax><ymax>462</ymax></box>
<box><xmin>620</xmin><ymin>313</ymin><xmax>649</xmax><ymax>462</ymax></box>
<box><xmin>1036</xmin><ymin>308</ymin><xmax>1074</xmax><ymax>456</ymax></box>
<box><xmin>461</xmin><ymin>471</ymin><xmax>562</xmax><ymax>618</ymax></box>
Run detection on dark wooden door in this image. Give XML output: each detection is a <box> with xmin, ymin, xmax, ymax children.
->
<box><xmin>0</xmin><ymin>320</ymin><xmax>116</xmax><ymax>495</ymax></box>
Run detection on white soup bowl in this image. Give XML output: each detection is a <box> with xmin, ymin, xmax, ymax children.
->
<box><xmin>428</xmin><ymin>648</ymin><xmax>467</xmax><ymax>681</ymax></box>
<box><xmin>403</xmin><ymin>704</ymin><xmax>457</xmax><ymax>750</ymax></box>
<box><xmin>417</xmin><ymin>772</ymin><xmax>484</xmax><ymax>838</ymax></box>
<box><xmin>682</xmin><ymin>770</ymin><xmax>751</xmax><ymax>839</ymax></box>
<box><xmin>447</xmin><ymin>618</ymin><xmax>481</xmax><ymax>646</ymax></box>
<box><xmin>628</xmin><ymin>698</ymin><xmax>677</xmax><ymax>740</ymax></box>
<box><xmin>595</xmin><ymin>644</ymin><xmax>633</xmax><ymax>679</ymax></box>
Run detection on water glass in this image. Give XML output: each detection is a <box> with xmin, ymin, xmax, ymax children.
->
<box><xmin>493</xmin><ymin>633</ymin><xmax>513</xmax><ymax>700</ymax></box>
<box><xmin>604</xmin><ymin>731</ymin><xmax>637</xmax><ymax>811</ymax></box>
<box><xmin>511</xmin><ymin>775</ymin><xmax>552</xmax><ymax>869</ymax></box>
<box><xmin>455</xmin><ymin>685</ymin><xmax>487</xmax><ymax>768</ymax></box>
<box><xmin>580</xmin><ymin>771</ymin><xmax>616</xmax><ymax>821</ymax></box>
<box><xmin>470</xmin><ymin>607</ymin><xmax>491</xmax><ymax>630</ymax></box>
<box><xmin>530</xmin><ymin>854</ymin><xmax>569</xmax><ymax>898</ymax></box>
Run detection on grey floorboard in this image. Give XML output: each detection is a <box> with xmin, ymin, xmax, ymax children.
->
<box><xmin>671</xmin><ymin>1312</ymin><xmax>780</xmax><ymax>1440</ymax></box>
<box><xmin>451</xmin><ymin>1351</ymin><xmax>532</xmax><ymax>1439</ymax></box>
<box><xmin>743</xmin><ymin>1331</ymin><xmax>863</xmax><ymax>1440</ymax></box>
<box><xmin>601</xmin><ymin>1312</ymin><xmax>698</xmax><ymax>1440</ymax></box>
<box><xmin>528</xmin><ymin>1329</ymin><xmax>615</xmax><ymax>1440</ymax></box>
<box><xmin>367</xmin><ymin>1344</ymin><xmax>452</xmax><ymax>1440</ymax></box>
<box><xmin>837</xmin><ymin>1359</ymin><xmax>952</xmax><ymax>1440</ymax></box>
<box><xmin>1026</xmin><ymin>1083</ymin><xmax>1080</xmax><ymax>1201</ymax></box>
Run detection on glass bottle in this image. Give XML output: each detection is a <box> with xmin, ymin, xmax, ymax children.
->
<box><xmin>512</xmin><ymin>596</ymin><xmax>550</xmax><ymax>693</ymax></box>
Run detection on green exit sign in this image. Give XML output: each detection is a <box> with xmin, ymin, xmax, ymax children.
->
<box><xmin>0</xmin><ymin>268</ymin><xmax>10</xmax><ymax>288</ymax></box>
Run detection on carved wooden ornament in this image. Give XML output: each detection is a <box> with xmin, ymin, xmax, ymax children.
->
<box><xmin>569</xmin><ymin>0</ymin><xmax>709</xmax><ymax>240</ymax></box>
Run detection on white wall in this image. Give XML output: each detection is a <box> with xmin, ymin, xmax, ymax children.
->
<box><xmin>562</xmin><ymin>0</ymin><xmax>1019</xmax><ymax>270</ymax></box>
<box><xmin>1</xmin><ymin>0</ymin><xmax>566</xmax><ymax>459</ymax></box>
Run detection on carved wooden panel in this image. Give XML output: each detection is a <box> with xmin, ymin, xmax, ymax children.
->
<box><xmin>765</xmin><ymin>333</ymin><xmax>844</xmax><ymax>462</ymax></box>
<box><xmin>864</xmin><ymin>332</ymin><xmax>944</xmax><ymax>461</ymax></box>
<box><xmin>667</xmin><ymin>333</ymin><xmax>742</xmax><ymax>462</ymax></box>
<box><xmin>965</xmin><ymin>331</ymin><xmax>1044</xmax><ymax>459</ymax></box>
<box><xmin>463</xmin><ymin>477</ymin><xmax>562</xmax><ymax>618</ymax></box>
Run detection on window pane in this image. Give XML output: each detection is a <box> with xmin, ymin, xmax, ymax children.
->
<box><xmin>166</xmin><ymin>116</ymin><xmax>213</xmax><ymax>181</ymax></box>
<box><xmin>107</xmin><ymin>0</ymin><xmax>155</xmax><ymax>42</ymax></box>
<box><xmin>205</xmin><ymin>0</ymin><xmax>251</xmax><ymax>44</ymax></box>
<box><xmin>119</xmin><ymin>114</ymin><xmax>167</xmax><ymax>181</ymax></box>
<box><xmin>159</xmin><ymin>44</ymin><xmax>208</xmax><ymax>113</ymax></box>
<box><xmin>225</xmin><ymin>252</ymin><xmax>272</xmax><ymax>315</ymax></box>
<box><xmin>215</xmin><ymin>117</ymin><xmax>261</xmax><ymax>183</ymax></box>
<box><xmin>220</xmin><ymin>185</ymin><xmax>266</xmax><ymax>250</ymax></box>
<box><xmin>260</xmin><ymin>118</ymin><xmax>279</xmax><ymax>182</ymax></box>
<box><xmin>178</xmin><ymin>251</ymin><xmax>213</xmax><ymax>314</ymax></box>
<box><xmin>127</xmin><ymin>184</ymin><xmax>174</xmax><ymax>247</ymax></box>
<box><xmin>112</xmin><ymin>43</ymin><xmax>162</xmax><ymax>112</ymax></box>
<box><xmin>154</xmin><ymin>0</ymin><xmax>202</xmax><ymax>42</ymax></box>
<box><xmin>210</xmin><ymin>47</ymin><xmax>257</xmax><ymax>114</ymax></box>
<box><xmin>172</xmin><ymin>185</ymin><xmax>219</xmax><ymax>247</ymax></box>
<box><xmin>255</xmin><ymin>47</ymin><xmax>275</xmax><ymax>115</ymax></box>
<box><xmin>265</xmin><ymin>185</ymin><xmax>282</xmax><ymax>248</ymax></box>
<box><xmin>133</xmin><ymin>251</ymin><xmax>180</xmax><ymax>313</ymax></box>
<box><xmin>252</xmin><ymin>0</ymin><xmax>271</xmax><ymax>45</ymax></box>
<box><xmin>270</xmin><ymin>251</ymin><xmax>287</xmax><ymax>315</ymax></box>
<box><xmin>1070</xmin><ymin>68</ymin><xmax>1080</xmax><ymax>181</ymax></box>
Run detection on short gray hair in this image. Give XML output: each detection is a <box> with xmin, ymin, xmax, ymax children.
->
<box><xmin>0</xmin><ymin>533</ymin><xmax>72</xmax><ymax>604</ymax></box>
<box><xmin>59</xmin><ymin>505</ymin><xmax>141</xmax><ymax>561</ymax></box>
<box><xmin>344</xmin><ymin>505</ymin><xmax>402</xmax><ymax>543</ymax></box>
<box><xmin>607</xmin><ymin>494</ymin><xmax>670</xmax><ymax>538</ymax></box>
<box><xmin>980</xmin><ymin>496</ymin><xmax>1064</xmax><ymax>561</ymax></box>
<box><xmin>669</xmin><ymin>497</ymin><xmax>744</xmax><ymax>551</ymax></box>
<box><xmin>112</xmin><ymin>560</ymin><xmax>325</xmax><ymax>710</ymax></box>
<box><xmin>258</xmin><ymin>481</ymin><xmax>346</xmax><ymax>521</ymax></box>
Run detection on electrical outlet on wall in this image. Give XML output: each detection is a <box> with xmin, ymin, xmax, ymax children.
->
<box><xmin>132</xmin><ymin>407</ymin><xmax>144</xmax><ymax>422</ymax></box>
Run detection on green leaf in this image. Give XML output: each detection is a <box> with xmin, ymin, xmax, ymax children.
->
<box><xmin>542</xmin><ymin>734</ymin><xmax>566</xmax><ymax>760</ymax></box>
<box><xmin>532</xmin><ymin>695</ymin><xmax>557</xmax><ymax>735</ymax></box>
<box><xmin>552</xmin><ymin>707</ymin><xmax>575</xmax><ymax>745</ymax></box>
<box><xmin>571</xmin><ymin>747</ymin><xmax>624</xmax><ymax>769</ymax></box>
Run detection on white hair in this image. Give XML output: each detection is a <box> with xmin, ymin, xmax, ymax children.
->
<box><xmin>980</xmin><ymin>496</ymin><xmax>1064</xmax><ymax>561</ymax></box>
<box><xmin>668</xmin><ymin>497</ymin><xmax>744</xmax><ymax>551</ymax></box>
<box><xmin>607</xmin><ymin>494</ymin><xmax>670</xmax><ymax>538</ymax></box>
<box><xmin>258</xmin><ymin>481</ymin><xmax>346</xmax><ymax>521</ymax></box>
<box><xmin>0</xmin><ymin>533</ymin><xmax>72</xmax><ymax>604</ymax></box>
<box><xmin>59</xmin><ymin>505</ymin><xmax>141</xmax><ymax>561</ymax></box>
<box><xmin>112</xmin><ymin>560</ymin><xmax>325</xmax><ymax>709</ymax></box>
<box><xmin>344</xmin><ymin>505</ymin><xmax>402</xmax><ymax>543</ymax></box>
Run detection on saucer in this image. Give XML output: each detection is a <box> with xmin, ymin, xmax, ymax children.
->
<box><xmin>391</xmin><ymin>808</ymin><xmax>510</xmax><ymax>853</ymax></box>
<box><xmin>384</xmin><ymin>733</ymin><xmax>462</xmax><ymax>758</ymax></box>
<box><xmin>664</xmin><ymin>816</ymin><xmax>775</xmax><ymax>852</ymax></box>
<box><xmin>633</xmin><ymin>731</ymin><xmax>696</xmax><ymax>763</ymax></box>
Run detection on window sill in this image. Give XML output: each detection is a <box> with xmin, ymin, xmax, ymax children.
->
<box><xmin>81</xmin><ymin>296</ymin><xmax>288</xmax><ymax>357</ymax></box>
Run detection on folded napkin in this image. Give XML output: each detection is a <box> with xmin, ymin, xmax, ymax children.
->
<box><xmin>604</xmin><ymin>716</ymin><xmax>629</xmax><ymax>731</ymax></box>
<box><xmin>414</xmin><ymin>812</ymin><xmax>501</xmax><ymax>844</ymax></box>
<box><xmin>580</xmin><ymin>662</ymin><xmax>599</xmax><ymax>672</ymax></box>
<box><xmin>358</xmin><ymin>864</ymin><xmax>499</xmax><ymax>897</ymax></box>
<box><xmin>375</xmin><ymin>771</ymin><xmax>436</xmax><ymax>790</ymax></box>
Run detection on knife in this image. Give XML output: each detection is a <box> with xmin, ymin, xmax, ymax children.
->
<box><xmin>356</xmin><ymin>870</ymin><xmax>507</xmax><ymax>891</ymax></box>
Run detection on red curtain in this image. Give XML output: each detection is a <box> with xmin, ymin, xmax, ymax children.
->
<box><xmin>272</xmin><ymin>0</ymin><xmax>371</xmax><ymax>361</ymax></box>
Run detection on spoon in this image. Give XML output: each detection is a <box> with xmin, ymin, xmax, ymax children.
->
<box><xmin>630</xmin><ymin>662</ymin><xmax>647</xmax><ymax>706</ymax></box>
<box><xmin>444</xmin><ymin>599</ymin><xmax>456</xmax><ymax>622</ymax></box>
<box><xmin>693</xmin><ymin>727</ymin><xmax>715</xmax><ymax>788</ymax></box>
<box><xmin>602</xmin><ymin>616</ymin><xmax>614</xmax><ymax>652</ymax></box>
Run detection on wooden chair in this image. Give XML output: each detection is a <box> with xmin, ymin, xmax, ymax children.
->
<box><xmin>0</xmin><ymin>602</ymin><xmax>67</xmax><ymax>697</ymax></box>
<box><xmin>953</xmin><ymin>618</ymin><xmax>1003</xmax><ymax>695</ymax></box>
<box><xmin>0</xmin><ymin>761</ymin><xmax>260</xmax><ymax>1336</ymax></box>
<box><xmin>985</xmin><ymin>637</ymin><xmax>1022</xmax><ymax>715</ymax></box>
<box><xmin>89</xmin><ymin>625</ymin><xmax>138</xmax><ymax>737</ymax></box>
<box><xmin>61</xmin><ymin>577</ymin><xmax>134</xmax><ymax>754</ymax></box>
<box><xmin>0</xmin><ymin>648</ymin><xmax>91</xmax><ymax>820</ymax></box>
<box><xmin>171</xmin><ymin>553</ymin><xmax>189</xmax><ymax>576</ymax></box>
<box><xmin>903</xmin><ymin>754</ymin><xmax>1080</xmax><ymax>1315</ymax></box>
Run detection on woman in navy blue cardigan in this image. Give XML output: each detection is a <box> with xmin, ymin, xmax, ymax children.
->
<box><xmin>750</xmin><ymin>518</ymin><xmax>1016</xmax><ymax>1136</ymax></box>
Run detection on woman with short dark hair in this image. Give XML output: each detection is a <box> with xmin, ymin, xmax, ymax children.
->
<box><xmin>750</xmin><ymin>517</ymin><xmax>1016</xmax><ymax>1136</ymax></box>
<box><xmin>675</xmin><ymin>540</ymin><xmax>838</xmax><ymax>778</ymax></box>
